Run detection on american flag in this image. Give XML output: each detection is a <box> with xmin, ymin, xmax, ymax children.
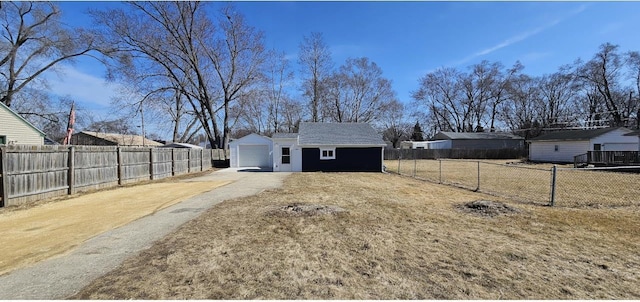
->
<box><xmin>62</xmin><ymin>102</ymin><xmax>75</xmax><ymax>145</ymax></box>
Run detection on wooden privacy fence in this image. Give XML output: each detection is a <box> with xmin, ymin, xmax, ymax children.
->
<box><xmin>384</xmin><ymin>148</ymin><xmax>527</xmax><ymax>160</ymax></box>
<box><xmin>0</xmin><ymin>145</ymin><xmax>228</xmax><ymax>207</ymax></box>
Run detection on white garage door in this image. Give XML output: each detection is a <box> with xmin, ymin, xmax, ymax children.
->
<box><xmin>238</xmin><ymin>145</ymin><xmax>270</xmax><ymax>167</ymax></box>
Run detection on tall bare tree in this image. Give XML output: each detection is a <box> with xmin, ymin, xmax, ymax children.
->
<box><xmin>298</xmin><ymin>32</ymin><xmax>333</xmax><ymax>122</ymax></box>
<box><xmin>576</xmin><ymin>43</ymin><xmax>636</xmax><ymax>127</ymax></box>
<box><xmin>263</xmin><ymin>50</ymin><xmax>294</xmax><ymax>133</ymax></box>
<box><xmin>325</xmin><ymin>57</ymin><xmax>396</xmax><ymax>123</ymax></box>
<box><xmin>0</xmin><ymin>1</ymin><xmax>101</xmax><ymax>107</ymax></box>
<box><xmin>412</xmin><ymin>67</ymin><xmax>466</xmax><ymax>132</ymax></box>
<box><xmin>93</xmin><ymin>2</ymin><xmax>266</xmax><ymax>151</ymax></box>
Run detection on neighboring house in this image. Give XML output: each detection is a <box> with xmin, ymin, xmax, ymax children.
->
<box><xmin>528</xmin><ymin>127</ymin><xmax>638</xmax><ymax>163</ymax></box>
<box><xmin>0</xmin><ymin>102</ymin><xmax>45</xmax><ymax>145</ymax></box>
<box><xmin>70</xmin><ymin>131</ymin><xmax>164</xmax><ymax>147</ymax></box>
<box><xmin>430</xmin><ymin>131</ymin><xmax>524</xmax><ymax>149</ymax></box>
<box><xmin>230</xmin><ymin>122</ymin><xmax>386</xmax><ymax>172</ymax></box>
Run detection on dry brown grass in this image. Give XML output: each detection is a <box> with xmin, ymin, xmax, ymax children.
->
<box><xmin>0</xmin><ymin>180</ymin><xmax>229</xmax><ymax>275</ymax></box>
<box><xmin>71</xmin><ymin>173</ymin><xmax>640</xmax><ymax>299</ymax></box>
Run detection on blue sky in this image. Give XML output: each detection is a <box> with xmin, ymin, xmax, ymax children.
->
<box><xmin>48</xmin><ymin>1</ymin><xmax>640</xmax><ymax>137</ymax></box>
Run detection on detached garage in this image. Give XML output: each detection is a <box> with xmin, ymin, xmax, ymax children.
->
<box><xmin>229</xmin><ymin>134</ymin><xmax>273</xmax><ymax>170</ymax></box>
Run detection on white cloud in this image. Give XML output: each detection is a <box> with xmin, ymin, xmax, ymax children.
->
<box><xmin>453</xmin><ymin>4</ymin><xmax>589</xmax><ymax>66</ymax></box>
<box><xmin>44</xmin><ymin>63</ymin><xmax>123</xmax><ymax>109</ymax></box>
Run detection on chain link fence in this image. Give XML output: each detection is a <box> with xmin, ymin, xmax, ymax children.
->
<box><xmin>385</xmin><ymin>151</ymin><xmax>640</xmax><ymax>207</ymax></box>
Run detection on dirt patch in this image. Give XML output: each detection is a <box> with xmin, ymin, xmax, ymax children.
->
<box><xmin>267</xmin><ymin>204</ymin><xmax>347</xmax><ymax>217</ymax></box>
<box><xmin>456</xmin><ymin>200</ymin><xmax>521</xmax><ymax>217</ymax></box>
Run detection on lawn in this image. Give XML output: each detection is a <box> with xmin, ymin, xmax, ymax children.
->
<box><xmin>71</xmin><ymin>172</ymin><xmax>640</xmax><ymax>299</ymax></box>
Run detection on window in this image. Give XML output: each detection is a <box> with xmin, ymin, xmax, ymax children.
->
<box><xmin>0</xmin><ymin>136</ymin><xmax>5</xmax><ymax>145</ymax></box>
<box><xmin>281</xmin><ymin>147</ymin><xmax>290</xmax><ymax>164</ymax></box>
<box><xmin>593</xmin><ymin>144</ymin><xmax>601</xmax><ymax>151</ymax></box>
<box><xmin>554</xmin><ymin>145</ymin><xmax>559</xmax><ymax>152</ymax></box>
<box><xmin>320</xmin><ymin>148</ymin><xmax>335</xmax><ymax>160</ymax></box>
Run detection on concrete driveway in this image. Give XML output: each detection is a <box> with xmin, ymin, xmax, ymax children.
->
<box><xmin>0</xmin><ymin>169</ymin><xmax>290</xmax><ymax>299</ymax></box>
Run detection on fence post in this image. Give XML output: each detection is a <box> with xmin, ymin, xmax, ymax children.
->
<box><xmin>476</xmin><ymin>161</ymin><xmax>480</xmax><ymax>192</ymax></box>
<box><xmin>413</xmin><ymin>149</ymin><xmax>417</xmax><ymax>177</ymax></box>
<box><xmin>171</xmin><ymin>148</ymin><xmax>176</xmax><ymax>176</ymax></box>
<box><xmin>149</xmin><ymin>148</ymin><xmax>154</xmax><ymax>180</ymax></box>
<box><xmin>117</xmin><ymin>147</ymin><xmax>123</xmax><ymax>185</ymax></box>
<box><xmin>187</xmin><ymin>149</ymin><xmax>191</xmax><ymax>173</ymax></box>
<box><xmin>550</xmin><ymin>165</ymin><xmax>557</xmax><ymax>206</ymax></box>
<box><xmin>200</xmin><ymin>148</ymin><xmax>204</xmax><ymax>171</ymax></box>
<box><xmin>67</xmin><ymin>146</ymin><xmax>75</xmax><ymax>195</ymax></box>
<box><xmin>398</xmin><ymin>149</ymin><xmax>402</xmax><ymax>174</ymax></box>
<box><xmin>1</xmin><ymin>146</ymin><xmax>7</xmax><ymax>207</ymax></box>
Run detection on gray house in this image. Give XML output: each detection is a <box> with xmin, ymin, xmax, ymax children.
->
<box><xmin>230</xmin><ymin>123</ymin><xmax>386</xmax><ymax>172</ymax></box>
<box><xmin>431</xmin><ymin>131</ymin><xmax>524</xmax><ymax>149</ymax></box>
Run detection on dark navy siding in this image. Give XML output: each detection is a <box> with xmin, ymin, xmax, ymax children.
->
<box><xmin>302</xmin><ymin>147</ymin><xmax>382</xmax><ymax>172</ymax></box>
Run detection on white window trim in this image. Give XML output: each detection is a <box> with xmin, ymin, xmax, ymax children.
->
<box><xmin>320</xmin><ymin>148</ymin><xmax>336</xmax><ymax>160</ymax></box>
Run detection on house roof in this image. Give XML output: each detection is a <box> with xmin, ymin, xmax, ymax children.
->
<box><xmin>0</xmin><ymin>102</ymin><xmax>46</xmax><ymax>137</ymax></box>
<box><xmin>433</xmin><ymin>131</ymin><xmax>523</xmax><ymax>140</ymax></box>
<box><xmin>272</xmin><ymin>133</ymin><xmax>298</xmax><ymax>139</ymax></box>
<box><xmin>161</xmin><ymin>142</ymin><xmax>203</xmax><ymax>149</ymax></box>
<box><xmin>527</xmin><ymin>127</ymin><xmax>631</xmax><ymax>142</ymax></box>
<box><xmin>624</xmin><ymin>130</ymin><xmax>640</xmax><ymax>137</ymax></box>
<box><xmin>77</xmin><ymin>131</ymin><xmax>164</xmax><ymax>146</ymax></box>
<box><xmin>297</xmin><ymin>122</ymin><xmax>386</xmax><ymax>146</ymax></box>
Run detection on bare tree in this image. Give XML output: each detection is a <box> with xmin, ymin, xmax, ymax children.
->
<box><xmin>262</xmin><ymin>50</ymin><xmax>294</xmax><ymax>133</ymax></box>
<box><xmin>324</xmin><ymin>57</ymin><xmax>396</xmax><ymax>123</ymax></box>
<box><xmin>576</xmin><ymin>43</ymin><xmax>636</xmax><ymax>127</ymax></box>
<box><xmin>205</xmin><ymin>5</ymin><xmax>267</xmax><ymax>150</ymax></box>
<box><xmin>0</xmin><ymin>1</ymin><xmax>102</xmax><ymax>107</ymax></box>
<box><xmin>379</xmin><ymin>99</ymin><xmax>410</xmax><ymax>148</ymax></box>
<box><xmin>93</xmin><ymin>2</ymin><xmax>266</xmax><ymax>152</ymax></box>
<box><xmin>412</xmin><ymin>67</ymin><xmax>467</xmax><ymax>132</ymax></box>
<box><xmin>298</xmin><ymin>32</ymin><xmax>333</xmax><ymax>122</ymax></box>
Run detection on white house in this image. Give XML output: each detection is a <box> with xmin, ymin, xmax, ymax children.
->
<box><xmin>0</xmin><ymin>102</ymin><xmax>46</xmax><ymax>145</ymax></box>
<box><xmin>230</xmin><ymin>123</ymin><xmax>386</xmax><ymax>172</ymax></box>
<box><xmin>527</xmin><ymin>127</ymin><xmax>639</xmax><ymax>163</ymax></box>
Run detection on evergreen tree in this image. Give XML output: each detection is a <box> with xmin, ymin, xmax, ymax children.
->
<box><xmin>410</xmin><ymin>121</ymin><xmax>424</xmax><ymax>141</ymax></box>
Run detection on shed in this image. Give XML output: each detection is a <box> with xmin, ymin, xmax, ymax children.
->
<box><xmin>431</xmin><ymin>131</ymin><xmax>524</xmax><ymax>149</ymax></box>
<box><xmin>229</xmin><ymin>133</ymin><xmax>273</xmax><ymax>169</ymax></box>
<box><xmin>0</xmin><ymin>102</ymin><xmax>46</xmax><ymax>145</ymax></box>
<box><xmin>527</xmin><ymin>127</ymin><xmax>638</xmax><ymax>163</ymax></box>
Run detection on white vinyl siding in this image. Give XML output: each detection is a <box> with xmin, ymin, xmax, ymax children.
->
<box><xmin>0</xmin><ymin>105</ymin><xmax>44</xmax><ymax>145</ymax></box>
<box><xmin>590</xmin><ymin>128</ymin><xmax>639</xmax><ymax>151</ymax></box>
<box><xmin>529</xmin><ymin>141</ymin><xmax>590</xmax><ymax>163</ymax></box>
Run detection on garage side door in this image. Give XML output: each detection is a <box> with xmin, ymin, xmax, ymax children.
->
<box><xmin>238</xmin><ymin>145</ymin><xmax>270</xmax><ymax>168</ymax></box>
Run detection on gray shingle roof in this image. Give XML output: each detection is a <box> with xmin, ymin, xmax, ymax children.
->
<box><xmin>528</xmin><ymin>127</ymin><xmax>629</xmax><ymax>141</ymax></box>
<box><xmin>298</xmin><ymin>122</ymin><xmax>385</xmax><ymax>146</ymax></box>
<box><xmin>434</xmin><ymin>131</ymin><xmax>523</xmax><ymax>140</ymax></box>
<box><xmin>272</xmin><ymin>133</ymin><xmax>299</xmax><ymax>139</ymax></box>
